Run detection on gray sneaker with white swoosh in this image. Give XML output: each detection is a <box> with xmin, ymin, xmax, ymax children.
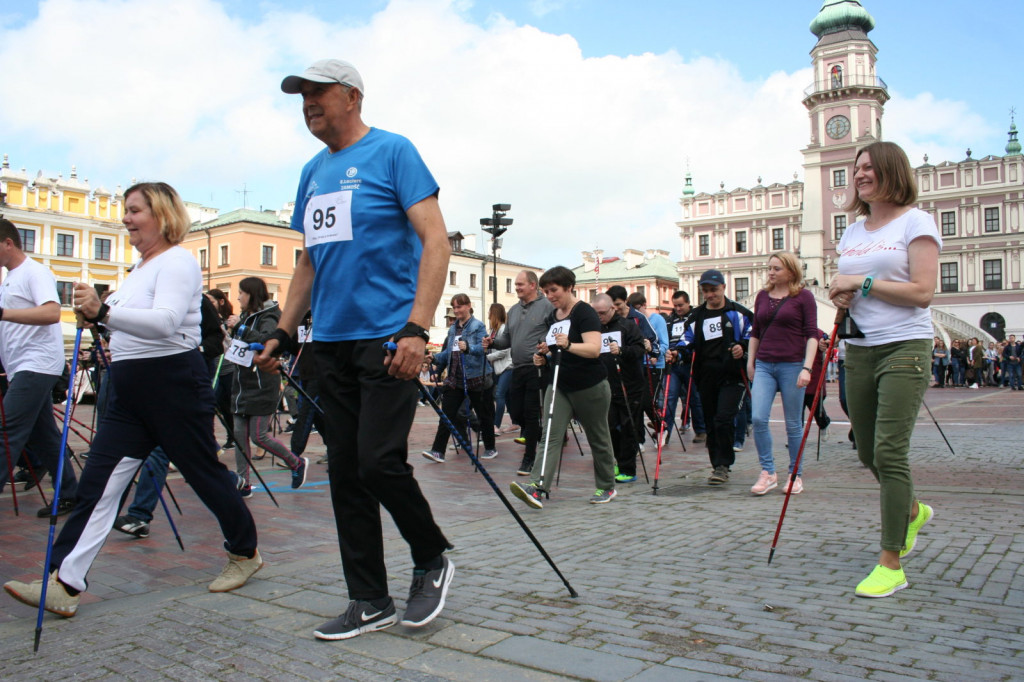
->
<box><xmin>313</xmin><ymin>598</ymin><xmax>397</xmax><ymax>640</ymax></box>
<box><xmin>401</xmin><ymin>555</ymin><xmax>455</xmax><ymax>627</ymax></box>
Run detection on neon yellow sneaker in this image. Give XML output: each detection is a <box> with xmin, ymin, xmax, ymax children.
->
<box><xmin>855</xmin><ymin>565</ymin><xmax>907</xmax><ymax>598</ymax></box>
<box><xmin>900</xmin><ymin>502</ymin><xmax>933</xmax><ymax>558</ymax></box>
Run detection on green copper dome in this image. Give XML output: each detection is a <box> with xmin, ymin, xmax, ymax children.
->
<box><xmin>810</xmin><ymin>0</ymin><xmax>876</xmax><ymax>38</ymax></box>
<box><xmin>1006</xmin><ymin>122</ymin><xmax>1022</xmax><ymax>156</ymax></box>
<box><xmin>682</xmin><ymin>171</ymin><xmax>695</xmax><ymax>196</ymax></box>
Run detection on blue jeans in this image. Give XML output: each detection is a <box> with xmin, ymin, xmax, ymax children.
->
<box><xmin>1004</xmin><ymin>361</ymin><xmax>1022</xmax><ymax>388</ymax></box>
<box><xmin>492</xmin><ymin>370</ymin><xmax>514</xmax><ymax>428</ymax></box>
<box><xmin>751</xmin><ymin>361</ymin><xmax>806</xmax><ymax>476</ymax></box>
<box><xmin>664</xmin><ymin>363</ymin><xmax>706</xmax><ymax>437</ymax></box>
<box><xmin>126</xmin><ymin>446</ymin><xmax>170</xmax><ymax>523</ymax></box>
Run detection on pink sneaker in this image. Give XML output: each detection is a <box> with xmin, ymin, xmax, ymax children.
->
<box><xmin>783</xmin><ymin>474</ymin><xmax>804</xmax><ymax>494</ymax></box>
<box><xmin>750</xmin><ymin>470</ymin><xmax>778</xmax><ymax>495</ymax></box>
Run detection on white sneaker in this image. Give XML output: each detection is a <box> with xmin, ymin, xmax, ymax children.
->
<box><xmin>969</xmin><ymin>383</ymin><xmax>979</xmax><ymax>389</ymax></box>
<box><xmin>658</xmin><ymin>430</ymin><xmax>669</xmax><ymax>448</ymax></box>
<box><xmin>821</xmin><ymin>425</ymin><xmax>830</xmax><ymax>442</ymax></box>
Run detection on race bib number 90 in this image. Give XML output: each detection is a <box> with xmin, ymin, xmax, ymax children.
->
<box><xmin>545</xmin><ymin>320</ymin><xmax>571</xmax><ymax>346</ymax></box>
<box><xmin>226</xmin><ymin>338</ymin><xmax>254</xmax><ymax>368</ymax></box>
<box><xmin>304</xmin><ymin>191</ymin><xmax>354</xmax><ymax>248</ymax></box>
<box><xmin>600</xmin><ymin>331</ymin><xmax>622</xmax><ymax>353</ymax></box>
<box><xmin>703</xmin><ymin>318</ymin><xmax>724</xmax><ymax>341</ymax></box>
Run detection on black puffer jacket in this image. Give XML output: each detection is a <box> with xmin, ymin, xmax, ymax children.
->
<box><xmin>231</xmin><ymin>300</ymin><xmax>283</xmax><ymax>417</ymax></box>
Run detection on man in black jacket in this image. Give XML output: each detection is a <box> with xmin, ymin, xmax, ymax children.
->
<box><xmin>593</xmin><ymin>295</ymin><xmax>646</xmax><ymax>483</ymax></box>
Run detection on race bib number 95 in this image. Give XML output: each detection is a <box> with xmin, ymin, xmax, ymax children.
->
<box><xmin>304</xmin><ymin>191</ymin><xmax>354</xmax><ymax>248</ymax></box>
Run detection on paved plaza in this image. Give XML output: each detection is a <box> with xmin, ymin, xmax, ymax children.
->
<box><xmin>0</xmin><ymin>385</ymin><xmax>1021</xmax><ymax>680</ymax></box>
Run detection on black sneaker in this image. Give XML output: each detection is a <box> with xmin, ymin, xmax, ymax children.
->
<box><xmin>400</xmin><ymin>555</ymin><xmax>455</xmax><ymax>627</ymax></box>
<box><xmin>509</xmin><ymin>481</ymin><xmax>544</xmax><ymax>509</ymax></box>
<box><xmin>37</xmin><ymin>498</ymin><xmax>76</xmax><ymax>518</ymax></box>
<box><xmin>291</xmin><ymin>457</ymin><xmax>308</xmax><ymax>489</ymax></box>
<box><xmin>707</xmin><ymin>466</ymin><xmax>729</xmax><ymax>485</ymax></box>
<box><xmin>516</xmin><ymin>457</ymin><xmax>534</xmax><ymax>476</ymax></box>
<box><xmin>113</xmin><ymin>515</ymin><xmax>150</xmax><ymax>538</ymax></box>
<box><xmin>314</xmin><ymin>598</ymin><xmax>398</xmax><ymax>641</ymax></box>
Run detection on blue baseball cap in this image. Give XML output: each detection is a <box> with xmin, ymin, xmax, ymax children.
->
<box><xmin>698</xmin><ymin>269</ymin><xmax>726</xmax><ymax>286</ymax></box>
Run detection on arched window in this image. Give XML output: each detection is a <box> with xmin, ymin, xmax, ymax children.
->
<box><xmin>830</xmin><ymin>64</ymin><xmax>843</xmax><ymax>89</ymax></box>
<box><xmin>980</xmin><ymin>312</ymin><xmax>1006</xmax><ymax>342</ymax></box>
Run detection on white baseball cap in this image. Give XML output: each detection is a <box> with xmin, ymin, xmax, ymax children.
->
<box><xmin>281</xmin><ymin>59</ymin><xmax>364</xmax><ymax>95</ymax></box>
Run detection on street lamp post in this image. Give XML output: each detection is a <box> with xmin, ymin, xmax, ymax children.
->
<box><xmin>480</xmin><ymin>203</ymin><xmax>512</xmax><ymax>305</ymax></box>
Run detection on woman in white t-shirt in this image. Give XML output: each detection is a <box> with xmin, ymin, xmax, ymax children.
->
<box><xmin>4</xmin><ymin>183</ymin><xmax>262</xmax><ymax>619</ymax></box>
<box><xmin>828</xmin><ymin>142</ymin><xmax>938</xmax><ymax>599</ymax></box>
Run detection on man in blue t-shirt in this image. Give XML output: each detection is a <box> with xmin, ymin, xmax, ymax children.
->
<box><xmin>258</xmin><ymin>59</ymin><xmax>453</xmax><ymax>642</ymax></box>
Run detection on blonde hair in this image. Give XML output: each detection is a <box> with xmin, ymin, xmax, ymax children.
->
<box><xmin>124</xmin><ymin>182</ymin><xmax>192</xmax><ymax>244</ymax></box>
<box><xmin>763</xmin><ymin>251</ymin><xmax>804</xmax><ymax>297</ymax></box>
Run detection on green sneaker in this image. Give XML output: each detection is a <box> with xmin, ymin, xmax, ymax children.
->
<box><xmin>589</xmin><ymin>489</ymin><xmax>617</xmax><ymax>504</ymax></box>
<box><xmin>855</xmin><ymin>564</ymin><xmax>907</xmax><ymax>598</ymax></box>
<box><xmin>614</xmin><ymin>473</ymin><xmax>637</xmax><ymax>483</ymax></box>
<box><xmin>900</xmin><ymin>502</ymin><xmax>933</xmax><ymax>558</ymax></box>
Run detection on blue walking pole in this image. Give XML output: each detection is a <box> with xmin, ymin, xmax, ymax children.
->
<box><xmin>145</xmin><ymin>461</ymin><xmax>184</xmax><ymax>551</ymax></box>
<box><xmin>457</xmin><ymin>348</ymin><xmax>479</xmax><ymax>469</ymax></box>
<box><xmin>34</xmin><ymin>324</ymin><xmax>83</xmax><ymax>652</ymax></box>
<box><xmin>385</xmin><ymin>342</ymin><xmax>578</xmax><ymax>598</ymax></box>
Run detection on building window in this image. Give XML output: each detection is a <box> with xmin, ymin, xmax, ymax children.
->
<box><xmin>94</xmin><ymin>237</ymin><xmax>111</xmax><ymax>261</ymax></box>
<box><xmin>470</xmin><ymin>273</ymin><xmax>477</xmax><ymax>288</ymax></box>
<box><xmin>17</xmin><ymin>228</ymin><xmax>36</xmax><ymax>253</ymax></box>
<box><xmin>940</xmin><ymin>212</ymin><xmax>956</xmax><ymax>236</ymax></box>
<box><xmin>294</xmin><ymin>249</ymin><xmax>303</xmax><ymax>265</ymax></box>
<box><xmin>983</xmin><ymin>259</ymin><xmax>1002</xmax><ymax>290</ymax></box>
<box><xmin>198</xmin><ymin>248</ymin><xmax>208</xmax><ymax>269</ymax></box>
<box><xmin>772</xmin><ymin>228</ymin><xmax>784</xmax><ymax>250</ymax></box>
<box><xmin>506</xmin><ymin>277</ymin><xmax>513</xmax><ymax>294</ymax></box>
<box><xmin>830</xmin><ymin>63</ymin><xmax>843</xmax><ymax>88</ymax></box>
<box><xmin>698</xmin><ymin>234</ymin><xmax>709</xmax><ymax>256</ymax></box>
<box><xmin>219</xmin><ymin>244</ymin><xmax>229</xmax><ymax>266</ymax></box>
<box><xmin>488</xmin><ymin>276</ymin><xmax>496</xmax><ymax>292</ymax></box>
<box><xmin>984</xmin><ymin>207</ymin><xmax>1000</xmax><ymax>233</ymax></box>
<box><xmin>833</xmin><ymin>169</ymin><xmax>846</xmax><ymax>187</ymax></box>
<box><xmin>940</xmin><ymin>263</ymin><xmax>958</xmax><ymax>292</ymax></box>
<box><xmin>735</xmin><ymin>277</ymin><xmax>749</xmax><ymax>300</ymax></box>
<box><xmin>56</xmin><ymin>281</ymin><xmax>74</xmax><ymax>305</ymax></box>
<box><xmin>94</xmin><ymin>283</ymin><xmax>110</xmax><ymax>298</ymax></box>
<box><xmin>735</xmin><ymin>231</ymin><xmax>747</xmax><ymax>253</ymax></box>
<box><xmin>261</xmin><ymin>244</ymin><xmax>275</xmax><ymax>266</ymax></box>
<box><xmin>449</xmin><ymin>271</ymin><xmax>457</xmax><ymax>285</ymax></box>
<box><xmin>56</xmin><ymin>233</ymin><xmax>75</xmax><ymax>257</ymax></box>
<box><xmin>834</xmin><ymin>215</ymin><xmax>847</xmax><ymax>241</ymax></box>
<box><xmin>636</xmin><ymin>285</ymin><xmax>645</xmax><ymax>296</ymax></box>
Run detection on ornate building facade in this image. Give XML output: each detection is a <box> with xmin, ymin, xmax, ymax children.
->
<box><xmin>573</xmin><ymin>249</ymin><xmax>679</xmax><ymax>316</ymax></box>
<box><xmin>676</xmin><ymin>0</ymin><xmax>1023</xmax><ymax>341</ymax></box>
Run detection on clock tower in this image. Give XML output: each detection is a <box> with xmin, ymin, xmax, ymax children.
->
<box><xmin>799</xmin><ymin>0</ymin><xmax>889</xmax><ymax>285</ymax></box>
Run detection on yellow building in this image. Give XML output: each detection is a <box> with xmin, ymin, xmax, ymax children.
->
<box><xmin>0</xmin><ymin>156</ymin><xmax>132</xmax><ymax>337</ymax></box>
<box><xmin>183</xmin><ymin>208</ymin><xmax>303</xmax><ymax>307</ymax></box>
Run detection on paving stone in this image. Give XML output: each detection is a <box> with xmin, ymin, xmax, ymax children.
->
<box><xmin>480</xmin><ymin>635</ymin><xmax>647</xmax><ymax>681</ymax></box>
<box><xmin>427</xmin><ymin>623</ymin><xmax>512</xmax><ymax>653</ymax></box>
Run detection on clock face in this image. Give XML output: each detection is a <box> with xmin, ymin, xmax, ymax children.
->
<box><xmin>826</xmin><ymin>115</ymin><xmax>851</xmax><ymax>140</ymax></box>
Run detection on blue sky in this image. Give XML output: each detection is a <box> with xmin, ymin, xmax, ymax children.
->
<box><xmin>0</xmin><ymin>0</ymin><xmax>1018</xmax><ymax>267</ymax></box>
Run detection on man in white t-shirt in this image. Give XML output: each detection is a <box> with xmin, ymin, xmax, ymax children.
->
<box><xmin>0</xmin><ymin>218</ymin><xmax>78</xmax><ymax>514</ymax></box>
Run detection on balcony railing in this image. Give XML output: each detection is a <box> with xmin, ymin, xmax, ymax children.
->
<box><xmin>804</xmin><ymin>75</ymin><xmax>887</xmax><ymax>97</ymax></box>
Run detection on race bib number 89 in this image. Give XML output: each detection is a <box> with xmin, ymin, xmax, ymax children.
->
<box><xmin>703</xmin><ymin>318</ymin><xmax>724</xmax><ymax>341</ymax></box>
<box><xmin>304</xmin><ymin>191</ymin><xmax>354</xmax><ymax>248</ymax></box>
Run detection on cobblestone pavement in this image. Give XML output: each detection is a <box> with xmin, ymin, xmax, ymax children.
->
<box><xmin>0</xmin><ymin>385</ymin><xmax>1021</xmax><ymax>680</ymax></box>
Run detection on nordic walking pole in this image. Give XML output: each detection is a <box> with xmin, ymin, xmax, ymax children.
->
<box><xmin>768</xmin><ymin>309</ymin><xmax>844</xmax><ymax>565</ymax></box>
<box><xmin>537</xmin><ymin>347</ymin><xmax>563</xmax><ymax>492</ymax></box>
<box><xmin>612</xmin><ymin>356</ymin><xmax>646</xmax><ymax>481</ymax></box>
<box><xmin>144</xmin><ymin>461</ymin><xmax>184</xmax><ymax>551</ymax></box>
<box><xmin>214</xmin><ymin>406</ymin><xmax>279</xmax><ymax>508</ymax></box>
<box><xmin>651</xmin><ymin>371</ymin><xmax>670</xmax><ymax>494</ymax></box>
<box><xmin>34</xmin><ymin>322</ymin><xmax>83</xmax><ymax>652</ymax></box>
<box><xmin>457</xmin><ymin>347</ymin><xmax>478</xmax><ymax>471</ymax></box>
<box><xmin>386</xmin><ymin>343</ymin><xmax>578</xmax><ymax>598</ymax></box>
<box><xmin>921</xmin><ymin>400</ymin><xmax>956</xmax><ymax>456</ymax></box>
<box><xmin>679</xmin><ymin>353</ymin><xmax>697</xmax><ymax>447</ymax></box>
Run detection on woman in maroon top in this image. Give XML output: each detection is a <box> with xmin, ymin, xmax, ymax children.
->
<box><xmin>747</xmin><ymin>251</ymin><xmax>819</xmax><ymax>495</ymax></box>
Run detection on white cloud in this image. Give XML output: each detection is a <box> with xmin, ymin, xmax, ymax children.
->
<box><xmin>0</xmin><ymin>0</ymin><xmax>996</xmax><ymax>269</ymax></box>
<box><xmin>884</xmin><ymin>91</ymin><xmax>1001</xmax><ymax>166</ymax></box>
